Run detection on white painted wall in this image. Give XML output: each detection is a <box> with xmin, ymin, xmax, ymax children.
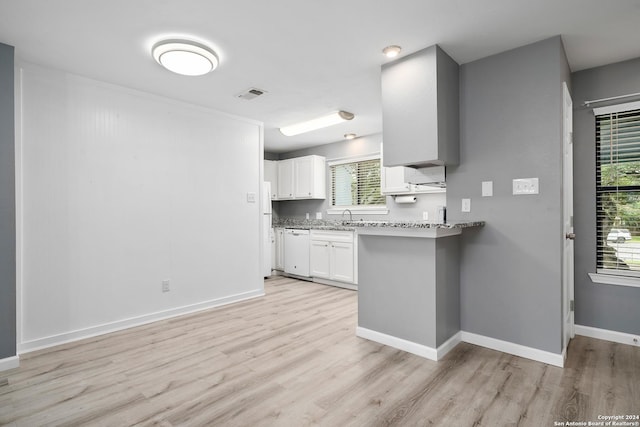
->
<box><xmin>17</xmin><ymin>63</ymin><xmax>264</xmax><ymax>351</ymax></box>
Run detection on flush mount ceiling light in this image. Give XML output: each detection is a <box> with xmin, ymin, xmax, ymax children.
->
<box><xmin>382</xmin><ymin>45</ymin><xmax>402</xmax><ymax>58</ymax></box>
<box><xmin>280</xmin><ymin>111</ymin><xmax>355</xmax><ymax>136</ymax></box>
<box><xmin>344</xmin><ymin>133</ymin><xmax>356</xmax><ymax>140</ymax></box>
<box><xmin>152</xmin><ymin>39</ymin><xmax>219</xmax><ymax>76</ymax></box>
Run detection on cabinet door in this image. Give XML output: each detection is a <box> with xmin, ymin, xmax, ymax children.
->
<box><xmin>380</xmin><ymin>166</ymin><xmax>411</xmax><ymax>194</ymax></box>
<box><xmin>294</xmin><ymin>156</ymin><xmax>313</xmax><ymax>198</ymax></box>
<box><xmin>277</xmin><ymin>159</ymin><xmax>294</xmax><ymax>199</ymax></box>
<box><xmin>264</xmin><ymin>160</ymin><xmax>279</xmax><ymax>200</ymax></box>
<box><xmin>310</xmin><ymin>240</ymin><xmax>330</xmax><ymax>279</ymax></box>
<box><xmin>275</xmin><ymin>228</ymin><xmax>285</xmax><ymax>270</ymax></box>
<box><xmin>270</xmin><ymin>228</ymin><xmax>276</xmax><ymax>269</ymax></box>
<box><xmin>331</xmin><ymin>241</ymin><xmax>354</xmax><ymax>283</ymax></box>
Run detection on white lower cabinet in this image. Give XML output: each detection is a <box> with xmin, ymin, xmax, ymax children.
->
<box><xmin>331</xmin><ymin>241</ymin><xmax>354</xmax><ymax>283</ymax></box>
<box><xmin>310</xmin><ymin>240</ymin><xmax>331</xmax><ymax>278</ymax></box>
<box><xmin>310</xmin><ymin>230</ymin><xmax>356</xmax><ymax>284</ymax></box>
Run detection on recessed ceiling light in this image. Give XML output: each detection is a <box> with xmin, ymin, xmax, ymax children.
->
<box><xmin>344</xmin><ymin>133</ymin><xmax>356</xmax><ymax>140</ymax></box>
<box><xmin>152</xmin><ymin>39</ymin><xmax>219</xmax><ymax>76</ymax></box>
<box><xmin>382</xmin><ymin>45</ymin><xmax>402</xmax><ymax>58</ymax></box>
<box><xmin>280</xmin><ymin>111</ymin><xmax>355</xmax><ymax>136</ymax></box>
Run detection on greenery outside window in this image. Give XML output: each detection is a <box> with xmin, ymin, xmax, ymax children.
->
<box><xmin>596</xmin><ymin>104</ymin><xmax>640</xmax><ymax>277</ymax></box>
<box><xmin>328</xmin><ymin>155</ymin><xmax>386</xmax><ymax>213</ymax></box>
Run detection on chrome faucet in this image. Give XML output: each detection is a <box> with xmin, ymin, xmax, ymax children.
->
<box><xmin>341</xmin><ymin>209</ymin><xmax>353</xmax><ymax>222</ymax></box>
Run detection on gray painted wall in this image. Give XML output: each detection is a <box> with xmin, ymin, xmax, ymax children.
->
<box><xmin>274</xmin><ymin>133</ymin><xmax>446</xmax><ymax>222</ymax></box>
<box><xmin>358</xmin><ymin>235</ymin><xmax>460</xmax><ymax>348</ymax></box>
<box><xmin>447</xmin><ymin>37</ymin><xmax>569</xmax><ymax>354</ymax></box>
<box><xmin>572</xmin><ymin>57</ymin><xmax>640</xmax><ymax>334</ymax></box>
<box><xmin>0</xmin><ymin>43</ymin><xmax>16</xmax><ymax>360</ymax></box>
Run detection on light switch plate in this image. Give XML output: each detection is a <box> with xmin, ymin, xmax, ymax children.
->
<box><xmin>512</xmin><ymin>178</ymin><xmax>539</xmax><ymax>195</ymax></box>
<box><xmin>462</xmin><ymin>198</ymin><xmax>471</xmax><ymax>212</ymax></box>
<box><xmin>482</xmin><ymin>181</ymin><xmax>493</xmax><ymax>197</ymax></box>
<box><xmin>247</xmin><ymin>192</ymin><xmax>256</xmax><ymax>203</ymax></box>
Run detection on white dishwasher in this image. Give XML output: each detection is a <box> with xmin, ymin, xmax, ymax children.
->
<box><xmin>284</xmin><ymin>229</ymin><xmax>310</xmax><ymax>277</ymax></box>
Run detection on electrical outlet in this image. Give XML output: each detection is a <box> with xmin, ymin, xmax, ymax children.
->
<box><xmin>162</xmin><ymin>279</ymin><xmax>170</xmax><ymax>293</ymax></box>
<box><xmin>422</xmin><ymin>211</ymin><xmax>429</xmax><ymax>220</ymax></box>
<box><xmin>462</xmin><ymin>198</ymin><xmax>471</xmax><ymax>213</ymax></box>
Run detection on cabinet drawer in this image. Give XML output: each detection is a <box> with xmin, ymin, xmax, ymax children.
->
<box><xmin>310</xmin><ymin>230</ymin><xmax>353</xmax><ymax>243</ymax></box>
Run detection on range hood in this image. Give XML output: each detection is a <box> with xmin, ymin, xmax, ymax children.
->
<box><xmin>402</xmin><ymin>165</ymin><xmax>446</xmax><ymax>187</ymax></box>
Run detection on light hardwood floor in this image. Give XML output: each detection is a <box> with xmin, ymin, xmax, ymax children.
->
<box><xmin>1</xmin><ymin>276</ymin><xmax>638</xmax><ymax>426</ymax></box>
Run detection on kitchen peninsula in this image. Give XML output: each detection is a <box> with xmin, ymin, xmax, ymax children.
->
<box><xmin>354</xmin><ymin>221</ymin><xmax>483</xmax><ymax>362</ymax></box>
<box><xmin>273</xmin><ymin>218</ymin><xmax>483</xmax><ymax>361</ymax></box>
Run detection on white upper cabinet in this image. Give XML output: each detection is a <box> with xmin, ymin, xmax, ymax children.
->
<box><xmin>380</xmin><ymin>166</ymin><xmax>411</xmax><ymax>194</ymax></box>
<box><xmin>382</xmin><ymin>44</ymin><xmax>459</xmax><ymax>167</ymax></box>
<box><xmin>277</xmin><ymin>159</ymin><xmax>294</xmax><ymax>199</ymax></box>
<box><xmin>277</xmin><ymin>155</ymin><xmax>326</xmax><ymax>200</ymax></box>
<box><xmin>264</xmin><ymin>160</ymin><xmax>278</xmax><ymax>200</ymax></box>
<box><xmin>294</xmin><ymin>155</ymin><xmax>325</xmax><ymax>199</ymax></box>
<box><xmin>380</xmin><ymin>144</ymin><xmax>445</xmax><ymax>195</ymax></box>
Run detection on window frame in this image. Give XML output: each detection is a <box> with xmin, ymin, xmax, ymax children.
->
<box><xmin>590</xmin><ymin>100</ymin><xmax>640</xmax><ymax>286</ymax></box>
<box><xmin>326</xmin><ymin>153</ymin><xmax>388</xmax><ymax>215</ymax></box>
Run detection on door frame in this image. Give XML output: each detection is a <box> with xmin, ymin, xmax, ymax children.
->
<box><xmin>562</xmin><ymin>81</ymin><xmax>575</xmax><ymax>361</ymax></box>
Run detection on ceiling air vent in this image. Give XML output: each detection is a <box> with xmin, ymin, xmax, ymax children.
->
<box><xmin>236</xmin><ymin>87</ymin><xmax>267</xmax><ymax>100</ymax></box>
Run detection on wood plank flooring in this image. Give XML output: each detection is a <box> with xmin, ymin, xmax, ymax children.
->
<box><xmin>1</xmin><ymin>276</ymin><xmax>638</xmax><ymax>426</ymax></box>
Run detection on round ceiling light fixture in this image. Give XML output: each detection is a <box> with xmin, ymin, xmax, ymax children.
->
<box><xmin>152</xmin><ymin>39</ymin><xmax>219</xmax><ymax>76</ymax></box>
<box><xmin>382</xmin><ymin>45</ymin><xmax>402</xmax><ymax>58</ymax></box>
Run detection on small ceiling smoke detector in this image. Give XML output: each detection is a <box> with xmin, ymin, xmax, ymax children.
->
<box><xmin>236</xmin><ymin>87</ymin><xmax>268</xmax><ymax>100</ymax></box>
<box><xmin>344</xmin><ymin>133</ymin><xmax>356</xmax><ymax>140</ymax></box>
<box><xmin>152</xmin><ymin>39</ymin><xmax>219</xmax><ymax>76</ymax></box>
<box><xmin>382</xmin><ymin>45</ymin><xmax>402</xmax><ymax>58</ymax></box>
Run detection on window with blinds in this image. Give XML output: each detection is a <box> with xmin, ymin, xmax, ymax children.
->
<box><xmin>596</xmin><ymin>107</ymin><xmax>640</xmax><ymax>276</ymax></box>
<box><xmin>330</xmin><ymin>158</ymin><xmax>385</xmax><ymax>208</ymax></box>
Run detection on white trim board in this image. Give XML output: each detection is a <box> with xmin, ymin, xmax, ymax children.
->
<box><xmin>575</xmin><ymin>324</ymin><xmax>640</xmax><ymax>347</ymax></box>
<box><xmin>0</xmin><ymin>356</ymin><xmax>19</xmax><ymax>372</ymax></box>
<box><xmin>18</xmin><ymin>289</ymin><xmax>264</xmax><ymax>354</ymax></box>
<box><xmin>356</xmin><ymin>327</ymin><xmax>461</xmax><ymax>361</ymax></box>
<box><xmin>460</xmin><ymin>331</ymin><xmax>564</xmax><ymax>367</ymax></box>
<box><xmin>357</xmin><ymin>327</ymin><xmax>565</xmax><ymax>367</ymax></box>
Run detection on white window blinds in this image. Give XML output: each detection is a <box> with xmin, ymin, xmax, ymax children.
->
<box><xmin>596</xmin><ymin>107</ymin><xmax>640</xmax><ymax>275</ymax></box>
<box><xmin>330</xmin><ymin>158</ymin><xmax>385</xmax><ymax>207</ymax></box>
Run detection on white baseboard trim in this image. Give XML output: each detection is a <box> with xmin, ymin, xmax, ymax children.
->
<box><xmin>461</xmin><ymin>331</ymin><xmax>564</xmax><ymax>367</ymax></box>
<box><xmin>0</xmin><ymin>355</ymin><xmax>20</xmax><ymax>372</ymax></box>
<box><xmin>312</xmin><ymin>277</ymin><xmax>358</xmax><ymax>291</ymax></box>
<box><xmin>575</xmin><ymin>324</ymin><xmax>640</xmax><ymax>347</ymax></box>
<box><xmin>355</xmin><ymin>327</ymin><xmax>461</xmax><ymax>361</ymax></box>
<box><xmin>18</xmin><ymin>289</ymin><xmax>265</xmax><ymax>354</ymax></box>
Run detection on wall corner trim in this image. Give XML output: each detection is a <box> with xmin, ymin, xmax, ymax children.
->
<box><xmin>0</xmin><ymin>355</ymin><xmax>19</xmax><ymax>372</ymax></box>
<box><xmin>18</xmin><ymin>289</ymin><xmax>265</xmax><ymax>354</ymax></box>
<box><xmin>460</xmin><ymin>331</ymin><xmax>565</xmax><ymax>367</ymax></box>
<box><xmin>356</xmin><ymin>327</ymin><xmax>461</xmax><ymax>361</ymax></box>
<box><xmin>575</xmin><ymin>324</ymin><xmax>640</xmax><ymax>347</ymax></box>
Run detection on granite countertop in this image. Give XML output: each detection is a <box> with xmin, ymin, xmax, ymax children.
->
<box><xmin>273</xmin><ymin>218</ymin><xmax>484</xmax><ymax>231</ymax></box>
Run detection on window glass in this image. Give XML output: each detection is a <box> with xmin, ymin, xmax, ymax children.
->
<box><xmin>330</xmin><ymin>158</ymin><xmax>385</xmax><ymax>208</ymax></box>
<box><xmin>596</xmin><ymin>108</ymin><xmax>640</xmax><ymax>274</ymax></box>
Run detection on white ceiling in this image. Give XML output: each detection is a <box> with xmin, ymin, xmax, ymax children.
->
<box><xmin>1</xmin><ymin>0</ymin><xmax>639</xmax><ymax>153</ymax></box>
